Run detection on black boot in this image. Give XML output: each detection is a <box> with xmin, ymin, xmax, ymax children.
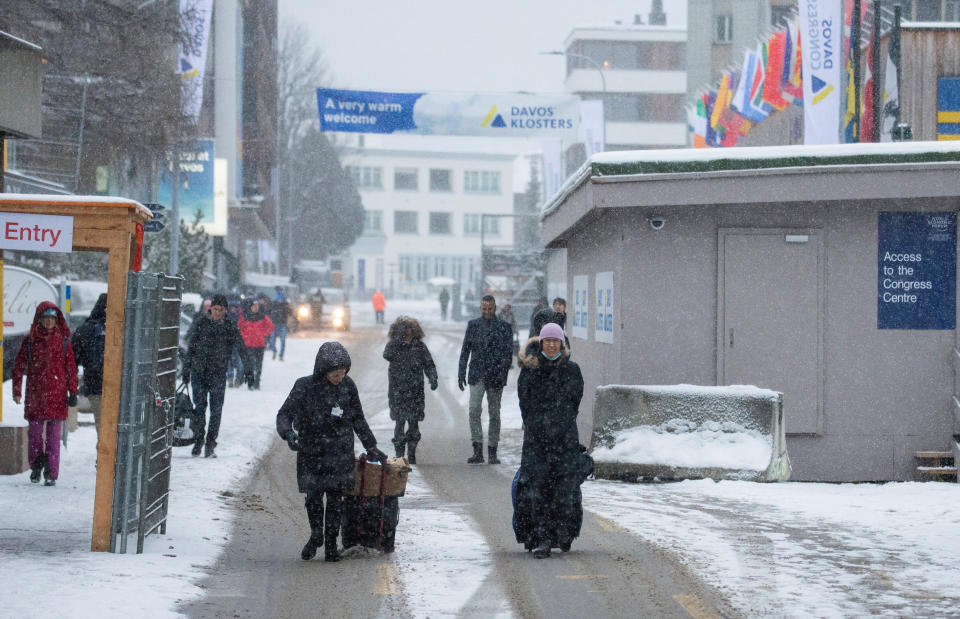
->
<box><xmin>467</xmin><ymin>442</ymin><xmax>484</xmax><ymax>464</ymax></box>
<box><xmin>487</xmin><ymin>445</ymin><xmax>500</xmax><ymax>464</ymax></box>
<box><xmin>407</xmin><ymin>443</ymin><xmax>417</xmax><ymax>465</ymax></box>
<box><xmin>191</xmin><ymin>441</ymin><xmax>202</xmax><ymax>457</ymax></box>
<box><xmin>394</xmin><ymin>442</ymin><xmax>405</xmax><ymax>459</ymax></box>
<box><xmin>29</xmin><ymin>452</ymin><xmax>45</xmax><ymax>483</ymax></box>
<box><xmin>301</xmin><ymin>529</ymin><xmax>323</xmax><ymax>560</ymax></box>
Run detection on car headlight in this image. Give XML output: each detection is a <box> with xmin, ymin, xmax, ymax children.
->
<box><xmin>298</xmin><ymin>305</ymin><xmax>310</xmax><ymax>319</ymax></box>
<box><xmin>333</xmin><ymin>317</ymin><xmax>343</xmax><ymax>327</ymax></box>
<box><xmin>333</xmin><ymin>307</ymin><xmax>344</xmax><ymax>319</ymax></box>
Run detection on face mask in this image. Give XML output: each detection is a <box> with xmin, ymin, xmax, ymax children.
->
<box><xmin>541</xmin><ymin>349</ymin><xmax>562</xmax><ymax>361</ymax></box>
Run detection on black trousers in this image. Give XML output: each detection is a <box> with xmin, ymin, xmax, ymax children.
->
<box><xmin>192</xmin><ymin>374</ymin><xmax>226</xmax><ymax>447</ymax></box>
<box><xmin>245</xmin><ymin>347</ymin><xmax>265</xmax><ymax>388</ymax></box>
<box><xmin>392</xmin><ymin>418</ymin><xmax>421</xmax><ymax>453</ymax></box>
<box><xmin>305</xmin><ymin>489</ymin><xmax>344</xmax><ymax>548</ymax></box>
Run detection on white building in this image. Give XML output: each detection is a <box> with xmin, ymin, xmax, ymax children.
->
<box><xmin>338</xmin><ymin>135</ymin><xmax>518</xmax><ymax>298</ymax></box>
<box><xmin>559</xmin><ymin>16</ymin><xmax>687</xmax><ymax>172</ymax></box>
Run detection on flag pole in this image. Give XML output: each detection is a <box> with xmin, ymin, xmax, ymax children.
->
<box><xmin>852</xmin><ymin>0</ymin><xmax>862</xmax><ymax>140</ymax></box>
<box><xmin>870</xmin><ymin>0</ymin><xmax>883</xmax><ymax>142</ymax></box>
<box><xmin>892</xmin><ymin>4</ymin><xmax>902</xmax><ymax>130</ymax></box>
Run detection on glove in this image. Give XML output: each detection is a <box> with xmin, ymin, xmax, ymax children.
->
<box><xmin>430</xmin><ymin>380</ymin><xmax>438</xmax><ymax>391</ymax></box>
<box><xmin>458</xmin><ymin>377</ymin><xmax>465</xmax><ymax>391</ymax></box>
<box><xmin>285</xmin><ymin>431</ymin><xmax>301</xmax><ymax>452</ymax></box>
<box><xmin>67</xmin><ymin>393</ymin><xmax>78</xmax><ymax>407</ymax></box>
<box><xmin>366</xmin><ymin>446</ymin><xmax>388</xmax><ymax>463</ymax></box>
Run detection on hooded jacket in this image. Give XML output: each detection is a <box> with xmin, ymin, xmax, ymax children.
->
<box><xmin>12</xmin><ymin>301</ymin><xmax>79</xmax><ymax>421</ymax></box>
<box><xmin>72</xmin><ymin>293</ymin><xmax>107</xmax><ymax>395</ymax></box>
<box><xmin>237</xmin><ymin>307</ymin><xmax>274</xmax><ymax>348</ymax></box>
<box><xmin>185</xmin><ymin>312</ymin><xmax>245</xmax><ymax>383</ymax></box>
<box><xmin>383</xmin><ymin>317</ymin><xmax>438</xmax><ymax>420</ymax></box>
<box><xmin>276</xmin><ymin>342</ymin><xmax>378</xmax><ymax>493</ymax></box>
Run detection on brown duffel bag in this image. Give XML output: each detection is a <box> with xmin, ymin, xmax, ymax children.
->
<box><xmin>346</xmin><ymin>455</ymin><xmax>412</xmax><ymax>497</ymax></box>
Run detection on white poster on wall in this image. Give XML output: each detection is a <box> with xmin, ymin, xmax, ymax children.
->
<box><xmin>595</xmin><ymin>271</ymin><xmax>614</xmax><ymax>344</ymax></box>
<box><xmin>572</xmin><ymin>275</ymin><xmax>588</xmax><ymax>340</ymax></box>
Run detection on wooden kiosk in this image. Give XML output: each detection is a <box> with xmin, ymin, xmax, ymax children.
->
<box><xmin>0</xmin><ymin>194</ymin><xmax>151</xmax><ymax>551</ymax></box>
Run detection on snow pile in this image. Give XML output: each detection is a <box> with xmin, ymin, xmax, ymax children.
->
<box><xmin>591</xmin><ymin>419</ymin><xmax>772</xmax><ymax>470</ymax></box>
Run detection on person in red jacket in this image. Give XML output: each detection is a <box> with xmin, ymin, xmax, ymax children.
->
<box><xmin>237</xmin><ymin>300</ymin><xmax>274</xmax><ymax>390</ymax></box>
<box><xmin>371</xmin><ymin>290</ymin><xmax>386</xmax><ymax>324</ymax></box>
<box><xmin>12</xmin><ymin>302</ymin><xmax>79</xmax><ymax>486</ymax></box>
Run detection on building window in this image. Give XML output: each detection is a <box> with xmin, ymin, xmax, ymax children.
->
<box><xmin>596</xmin><ymin>92</ymin><xmax>686</xmax><ymax>122</ymax></box>
<box><xmin>715</xmin><ymin>15</ymin><xmax>733</xmax><ymax>44</ymax></box>
<box><xmin>363</xmin><ymin>210</ymin><xmax>382</xmax><ymax>232</ymax></box>
<box><xmin>946</xmin><ymin>0</ymin><xmax>960</xmax><ymax>21</ymax></box>
<box><xmin>482</xmin><ymin>216</ymin><xmax>500</xmax><ymax>236</ymax></box>
<box><xmin>415</xmin><ymin>256</ymin><xmax>429</xmax><ymax>281</ymax></box>
<box><xmin>567</xmin><ymin>40</ymin><xmax>684</xmax><ymax>73</ymax></box>
<box><xmin>394</xmin><ymin>167</ymin><xmax>418</xmax><ymax>190</ymax></box>
<box><xmin>451</xmin><ymin>257</ymin><xmax>464</xmax><ymax>282</ymax></box>
<box><xmin>429</xmin><ymin>168</ymin><xmax>452</xmax><ymax>191</ymax></box>
<box><xmin>463</xmin><ymin>213</ymin><xmax>481</xmax><ymax>235</ymax></box>
<box><xmin>347</xmin><ymin>165</ymin><xmax>382</xmax><ymax>189</ymax></box>
<box><xmin>394</xmin><ymin>211</ymin><xmax>418</xmax><ymax>234</ymax></box>
<box><xmin>429</xmin><ymin>212</ymin><xmax>452</xmax><ymax>234</ymax></box>
<box><xmin>433</xmin><ymin>256</ymin><xmax>448</xmax><ymax>277</ymax></box>
<box><xmin>464</xmin><ymin>170</ymin><xmax>501</xmax><ymax>193</ymax></box>
<box><xmin>399</xmin><ymin>255</ymin><xmax>412</xmax><ymax>282</ymax></box>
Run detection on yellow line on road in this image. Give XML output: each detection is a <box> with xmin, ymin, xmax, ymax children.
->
<box><xmin>594</xmin><ymin>514</ymin><xmax>624</xmax><ymax>532</ymax></box>
<box><xmin>556</xmin><ymin>574</ymin><xmax>608</xmax><ymax>580</ymax></box>
<box><xmin>673</xmin><ymin>594</ymin><xmax>722</xmax><ymax>619</ymax></box>
<box><xmin>374</xmin><ymin>562</ymin><xmax>401</xmax><ymax>595</ymax></box>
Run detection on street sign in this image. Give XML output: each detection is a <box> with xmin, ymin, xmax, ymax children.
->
<box><xmin>149</xmin><ymin>211</ymin><xmax>165</xmax><ymax>221</ymax></box>
<box><xmin>142</xmin><ymin>202</ymin><xmax>167</xmax><ymax>212</ymax></box>
<box><xmin>143</xmin><ymin>219</ymin><xmax>165</xmax><ymax>232</ymax></box>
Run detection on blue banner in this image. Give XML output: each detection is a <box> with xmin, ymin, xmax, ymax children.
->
<box><xmin>158</xmin><ymin>139</ymin><xmax>214</xmax><ymax>225</ymax></box>
<box><xmin>317</xmin><ymin>88</ymin><xmax>581</xmax><ymax>139</ymax></box>
<box><xmin>318</xmin><ymin>88</ymin><xmax>423</xmax><ymax>134</ymax></box>
<box><xmin>877</xmin><ymin>211</ymin><xmax>956</xmax><ymax>330</ymax></box>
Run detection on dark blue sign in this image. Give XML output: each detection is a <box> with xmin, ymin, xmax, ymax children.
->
<box><xmin>317</xmin><ymin>88</ymin><xmax>423</xmax><ymax>134</ymax></box>
<box><xmin>878</xmin><ymin>211</ymin><xmax>956</xmax><ymax>329</ymax></box>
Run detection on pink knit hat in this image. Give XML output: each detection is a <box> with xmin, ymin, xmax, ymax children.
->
<box><xmin>539</xmin><ymin>322</ymin><xmax>565</xmax><ymax>341</ymax></box>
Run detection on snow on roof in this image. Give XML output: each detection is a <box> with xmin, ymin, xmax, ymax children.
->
<box><xmin>0</xmin><ymin>193</ymin><xmax>153</xmax><ymax>219</ymax></box>
<box><xmin>901</xmin><ymin>20</ymin><xmax>960</xmax><ymax>29</ymax></box>
<box><xmin>542</xmin><ymin>141</ymin><xmax>960</xmax><ymax>217</ymax></box>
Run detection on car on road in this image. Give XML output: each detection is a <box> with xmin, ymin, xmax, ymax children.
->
<box><xmin>295</xmin><ymin>287</ymin><xmax>351</xmax><ymax>331</ymax></box>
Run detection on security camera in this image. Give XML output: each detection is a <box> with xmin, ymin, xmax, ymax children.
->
<box><xmin>649</xmin><ymin>217</ymin><xmax>666</xmax><ymax>230</ymax></box>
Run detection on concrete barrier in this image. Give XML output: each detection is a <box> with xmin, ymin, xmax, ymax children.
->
<box><xmin>0</xmin><ymin>425</ymin><xmax>29</xmax><ymax>475</ymax></box>
<box><xmin>590</xmin><ymin>384</ymin><xmax>791</xmax><ymax>482</ymax></box>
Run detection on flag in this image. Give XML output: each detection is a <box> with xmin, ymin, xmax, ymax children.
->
<box><xmin>880</xmin><ymin>8</ymin><xmax>901</xmax><ymax>141</ymax></box>
<box><xmin>860</xmin><ymin>27</ymin><xmax>875</xmax><ymax>142</ymax></box>
<box><xmin>719</xmin><ymin>71</ymin><xmax>753</xmax><ymax>140</ymax></box>
<box><xmin>802</xmin><ymin>0</ymin><xmax>844</xmax><ymax>144</ymax></box>
<box><xmin>762</xmin><ymin>30</ymin><xmax>791</xmax><ymax>110</ymax></box>
<box><xmin>710</xmin><ymin>72</ymin><xmax>733</xmax><ymax>130</ymax></box>
<box><xmin>732</xmin><ymin>49</ymin><xmax>767</xmax><ymax>123</ymax></box>
<box><xmin>178</xmin><ymin>0</ymin><xmax>213</xmax><ymax>124</ymax></box>
<box><xmin>750</xmin><ymin>43</ymin><xmax>775</xmax><ymax>120</ymax></box>
<box><xmin>843</xmin><ymin>0</ymin><xmax>869</xmax><ymax>142</ymax></box>
<box><xmin>784</xmin><ymin>19</ymin><xmax>804</xmax><ymax>103</ymax></box>
<box><xmin>693</xmin><ymin>97</ymin><xmax>708</xmax><ymax>147</ymax></box>
<box><xmin>704</xmin><ymin>91</ymin><xmax>722</xmax><ymax>147</ymax></box>
<box><xmin>780</xmin><ymin>25</ymin><xmax>796</xmax><ymax>105</ymax></box>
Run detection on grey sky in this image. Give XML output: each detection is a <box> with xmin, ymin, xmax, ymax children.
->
<box><xmin>278</xmin><ymin>0</ymin><xmax>688</xmax><ymax>94</ymax></box>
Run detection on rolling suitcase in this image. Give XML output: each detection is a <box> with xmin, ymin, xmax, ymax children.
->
<box><xmin>341</xmin><ymin>454</ymin><xmax>403</xmax><ymax>552</ymax></box>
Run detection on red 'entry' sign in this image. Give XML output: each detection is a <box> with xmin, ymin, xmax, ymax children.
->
<box><xmin>0</xmin><ymin>213</ymin><xmax>74</xmax><ymax>252</ymax></box>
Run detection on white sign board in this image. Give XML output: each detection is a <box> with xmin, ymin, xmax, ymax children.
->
<box><xmin>3</xmin><ymin>265</ymin><xmax>58</xmax><ymax>335</ymax></box>
<box><xmin>595</xmin><ymin>271</ymin><xmax>615</xmax><ymax>344</ymax></box>
<box><xmin>571</xmin><ymin>275</ymin><xmax>589</xmax><ymax>340</ymax></box>
<box><xmin>0</xmin><ymin>213</ymin><xmax>74</xmax><ymax>252</ymax></box>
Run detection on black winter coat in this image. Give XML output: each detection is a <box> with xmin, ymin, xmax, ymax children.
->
<box><xmin>184</xmin><ymin>314</ymin><xmax>245</xmax><ymax>383</ymax></box>
<box><xmin>458</xmin><ymin>316</ymin><xmax>513</xmax><ymax>387</ymax></box>
<box><xmin>72</xmin><ymin>293</ymin><xmax>107</xmax><ymax>396</ymax></box>
<box><xmin>276</xmin><ymin>342</ymin><xmax>378</xmax><ymax>493</ymax></box>
<box><xmin>384</xmin><ymin>337</ymin><xmax>438</xmax><ymax>421</ymax></box>
<box><xmin>517</xmin><ymin>337</ymin><xmax>583</xmax><ymax>482</ymax></box>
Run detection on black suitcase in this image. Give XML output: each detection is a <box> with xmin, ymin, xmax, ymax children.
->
<box><xmin>341</xmin><ymin>454</ymin><xmax>400</xmax><ymax>552</ymax></box>
<box><xmin>171</xmin><ymin>382</ymin><xmax>197</xmax><ymax>447</ymax></box>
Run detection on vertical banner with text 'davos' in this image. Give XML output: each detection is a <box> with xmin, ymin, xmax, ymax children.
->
<box><xmin>178</xmin><ymin>0</ymin><xmax>213</xmax><ymax>124</ymax></box>
<box><xmin>317</xmin><ymin>88</ymin><xmax>580</xmax><ymax>140</ymax></box>
<box><xmin>800</xmin><ymin>0</ymin><xmax>843</xmax><ymax>144</ymax></box>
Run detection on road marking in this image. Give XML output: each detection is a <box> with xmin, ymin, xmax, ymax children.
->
<box><xmin>556</xmin><ymin>574</ymin><xmax>608</xmax><ymax>580</ymax></box>
<box><xmin>673</xmin><ymin>594</ymin><xmax>722</xmax><ymax>619</ymax></box>
<box><xmin>594</xmin><ymin>515</ymin><xmax>624</xmax><ymax>532</ymax></box>
<box><xmin>374</xmin><ymin>562</ymin><xmax>401</xmax><ymax>595</ymax></box>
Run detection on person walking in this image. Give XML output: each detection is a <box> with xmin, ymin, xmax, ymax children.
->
<box><xmin>438</xmin><ymin>288</ymin><xmax>450</xmax><ymax>321</ymax></box>
<box><xmin>383</xmin><ymin>316</ymin><xmax>438</xmax><ymax>464</ymax></box>
<box><xmin>225</xmin><ymin>301</ymin><xmax>245</xmax><ymax>388</ymax></box>
<box><xmin>184</xmin><ymin>294</ymin><xmax>246</xmax><ymax>458</ymax></box>
<box><xmin>515</xmin><ymin>322</ymin><xmax>585</xmax><ymax>558</ymax></box>
<box><xmin>371</xmin><ymin>290</ymin><xmax>386</xmax><ymax>324</ymax></box>
<box><xmin>276</xmin><ymin>341</ymin><xmax>388</xmax><ymax>562</ymax></box>
<box><xmin>528</xmin><ymin>296</ymin><xmax>549</xmax><ymax>328</ymax></box>
<box><xmin>457</xmin><ymin>295</ymin><xmax>513</xmax><ymax>464</ymax></box>
<box><xmin>268</xmin><ymin>289</ymin><xmax>292</xmax><ymax>361</ymax></box>
<box><xmin>237</xmin><ymin>300</ymin><xmax>274</xmax><ymax>390</ymax></box>
<box><xmin>12</xmin><ymin>302</ymin><xmax>79</xmax><ymax>486</ymax></box>
<box><xmin>71</xmin><ymin>293</ymin><xmax>107</xmax><ymax>450</ymax></box>
<box><xmin>552</xmin><ymin>297</ymin><xmax>568</xmax><ymax>330</ymax></box>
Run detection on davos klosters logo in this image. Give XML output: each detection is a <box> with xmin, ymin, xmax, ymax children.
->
<box><xmin>482</xmin><ymin>104</ymin><xmax>575</xmax><ymax>130</ymax></box>
<box><xmin>805</xmin><ymin>0</ymin><xmax>837</xmax><ymax>106</ymax></box>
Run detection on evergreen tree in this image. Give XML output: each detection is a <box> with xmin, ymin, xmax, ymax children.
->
<box><xmin>142</xmin><ymin>209</ymin><xmax>210</xmax><ymax>293</ymax></box>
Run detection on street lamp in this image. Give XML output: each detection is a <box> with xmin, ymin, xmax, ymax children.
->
<box><xmin>541</xmin><ymin>50</ymin><xmax>606</xmax><ymax>151</ymax></box>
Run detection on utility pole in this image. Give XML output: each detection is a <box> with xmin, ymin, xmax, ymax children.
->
<box><xmin>170</xmin><ymin>146</ymin><xmax>180</xmax><ymax>275</ymax></box>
